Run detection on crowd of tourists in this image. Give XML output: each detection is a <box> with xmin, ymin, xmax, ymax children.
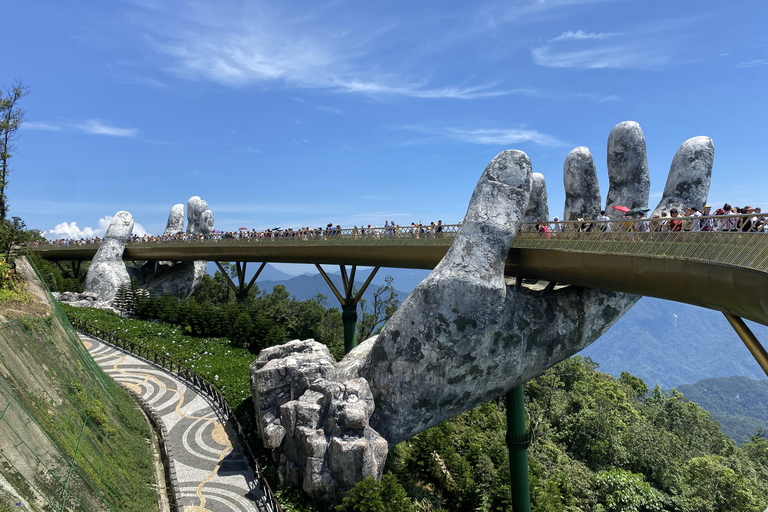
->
<box><xmin>545</xmin><ymin>204</ymin><xmax>768</xmax><ymax>236</ymax></box>
<box><xmin>37</xmin><ymin>219</ymin><xmax>451</xmax><ymax>246</ymax></box>
<box><xmin>33</xmin><ymin>204</ymin><xmax>768</xmax><ymax>248</ymax></box>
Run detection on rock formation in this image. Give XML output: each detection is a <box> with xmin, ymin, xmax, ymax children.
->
<box><xmin>251</xmin><ymin>121</ymin><xmax>714</xmax><ymax>501</ymax></box>
<box><xmin>652</xmin><ymin>136</ymin><xmax>714</xmax><ymax>217</ymax></box>
<box><xmin>523</xmin><ymin>172</ymin><xmax>549</xmax><ymax>223</ymax></box>
<box><xmin>563</xmin><ymin>147</ymin><xmax>601</xmax><ymax>221</ymax></box>
<box><xmin>80</xmin><ymin>198</ymin><xmax>214</xmax><ymax>305</ymax></box>
<box><xmin>605</xmin><ymin>121</ymin><xmax>650</xmax><ymax>219</ymax></box>
<box><xmin>83</xmin><ymin>211</ymin><xmax>133</xmax><ymax>301</ymax></box>
<box><xmin>163</xmin><ymin>204</ymin><xmax>185</xmax><ymax>235</ymax></box>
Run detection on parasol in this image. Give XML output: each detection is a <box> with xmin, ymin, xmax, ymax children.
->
<box><xmin>612</xmin><ymin>205</ymin><xmax>630</xmax><ymax>213</ymax></box>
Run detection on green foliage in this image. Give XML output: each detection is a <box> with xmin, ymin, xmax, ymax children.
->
<box><xmin>593</xmin><ymin>468</ymin><xmax>666</xmax><ymax>512</ymax></box>
<box><xmin>28</xmin><ymin>254</ymin><xmax>84</xmax><ymax>292</ymax></box>
<box><xmin>0</xmin><ymin>79</ymin><xmax>29</xmax><ymax>221</ymax></box>
<box><xmin>357</xmin><ymin>276</ymin><xmax>400</xmax><ymax>341</ymax></box>
<box><xmin>0</xmin><ymin>255</ymin><xmax>32</xmax><ymax>303</ymax></box>
<box><xmin>336</xmin><ymin>474</ymin><xmax>414</xmax><ymax>512</ymax></box>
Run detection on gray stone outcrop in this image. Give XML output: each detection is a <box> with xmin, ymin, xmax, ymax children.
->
<box><xmin>163</xmin><ymin>204</ymin><xmax>185</xmax><ymax>235</ymax></box>
<box><xmin>251</xmin><ymin>341</ymin><xmax>387</xmax><ymax>503</ymax></box>
<box><xmin>564</xmin><ymin>147</ymin><xmax>601</xmax><ymax>221</ymax></box>
<box><xmin>251</xmin><ymin>121</ymin><xmax>715</xmax><ymax>499</ymax></box>
<box><xmin>605</xmin><ymin>121</ymin><xmax>649</xmax><ymax>219</ymax></box>
<box><xmin>652</xmin><ymin>136</ymin><xmax>714</xmax><ymax>216</ymax></box>
<box><xmin>83</xmin><ymin>211</ymin><xmax>133</xmax><ymax>302</ymax></box>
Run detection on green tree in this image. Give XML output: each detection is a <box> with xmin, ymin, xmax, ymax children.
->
<box><xmin>336</xmin><ymin>473</ymin><xmax>414</xmax><ymax>512</ymax></box>
<box><xmin>357</xmin><ymin>275</ymin><xmax>399</xmax><ymax>340</ymax></box>
<box><xmin>0</xmin><ymin>80</ymin><xmax>29</xmax><ymax>221</ymax></box>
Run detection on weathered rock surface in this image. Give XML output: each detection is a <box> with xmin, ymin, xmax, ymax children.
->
<box><xmin>605</xmin><ymin>121</ymin><xmax>649</xmax><ymax>219</ymax></box>
<box><xmin>251</xmin><ymin>121</ymin><xmax>715</xmax><ymax>500</ymax></box>
<box><xmin>186</xmin><ymin>196</ymin><xmax>208</xmax><ymax>234</ymax></box>
<box><xmin>53</xmin><ymin>291</ymin><xmax>121</xmax><ymax>315</ymax></box>
<box><xmin>251</xmin><ymin>341</ymin><xmax>386</xmax><ymax>502</ymax></box>
<box><xmin>564</xmin><ymin>147</ymin><xmax>601</xmax><ymax>221</ymax></box>
<box><xmin>524</xmin><ymin>172</ymin><xmax>549</xmax><ymax>222</ymax></box>
<box><xmin>163</xmin><ymin>204</ymin><xmax>185</xmax><ymax>235</ymax></box>
<box><xmin>652</xmin><ymin>136</ymin><xmax>714</xmax><ymax>216</ymax></box>
<box><xmin>83</xmin><ymin>211</ymin><xmax>133</xmax><ymax>302</ymax></box>
<box><xmin>199</xmin><ymin>210</ymin><xmax>215</xmax><ymax>235</ymax></box>
<box><xmin>140</xmin><ymin>260</ymin><xmax>208</xmax><ymax>297</ymax></box>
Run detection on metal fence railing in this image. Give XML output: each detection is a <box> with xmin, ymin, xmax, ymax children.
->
<box><xmin>69</xmin><ymin>318</ymin><xmax>283</xmax><ymax>512</ymax></box>
<box><xmin>27</xmin><ymin>213</ymin><xmax>768</xmax><ymax>275</ymax></box>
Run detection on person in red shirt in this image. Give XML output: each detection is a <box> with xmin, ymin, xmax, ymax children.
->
<box><xmin>669</xmin><ymin>208</ymin><xmax>683</xmax><ymax>231</ymax></box>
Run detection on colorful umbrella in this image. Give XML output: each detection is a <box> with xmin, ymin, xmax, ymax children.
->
<box><xmin>627</xmin><ymin>206</ymin><xmax>651</xmax><ymax>215</ymax></box>
<box><xmin>612</xmin><ymin>205</ymin><xmax>630</xmax><ymax>213</ymax></box>
<box><xmin>238</xmin><ymin>227</ymin><xmax>248</xmax><ymax>230</ymax></box>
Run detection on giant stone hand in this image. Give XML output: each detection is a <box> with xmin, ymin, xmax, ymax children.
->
<box><xmin>251</xmin><ymin>121</ymin><xmax>714</xmax><ymax>500</ymax></box>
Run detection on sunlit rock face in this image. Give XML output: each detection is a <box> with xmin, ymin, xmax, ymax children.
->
<box><xmin>163</xmin><ymin>204</ymin><xmax>184</xmax><ymax>235</ymax></box>
<box><xmin>652</xmin><ymin>136</ymin><xmax>714</xmax><ymax>217</ymax></box>
<box><xmin>83</xmin><ymin>211</ymin><xmax>133</xmax><ymax>301</ymax></box>
<box><xmin>250</xmin><ymin>120</ymin><xmax>714</xmax><ymax>501</ymax></box>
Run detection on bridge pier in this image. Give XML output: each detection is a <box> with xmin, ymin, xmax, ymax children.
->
<box><xmin>506</xmin><ymin>386</ymin><xmax>532</xmax><ymax>512</ymax></box>
<box><xmin>214</xmin><ymin>261</ymin><xmax>267</xmax><ymax>302</ymax></box>
<box><xmin>315</xmin><ymin>264</ymin><xmax>380</xmax><ymax>354</ymax></box>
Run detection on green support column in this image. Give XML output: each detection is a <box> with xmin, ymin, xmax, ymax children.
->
<box><xmin>341</xmin><ymin>303</ymin><xmax>358</xmax><ymax>354</ymax></box>
<box><xmin>506</xmin><ymin>385</ymin><xmax>531</xmax><ymax>512</ymax></box>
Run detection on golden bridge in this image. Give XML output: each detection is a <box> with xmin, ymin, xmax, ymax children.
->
<box><xmin>31</xmin><ymin>217</ymin><xmax>768</xmax><ymax>376</ymax></box>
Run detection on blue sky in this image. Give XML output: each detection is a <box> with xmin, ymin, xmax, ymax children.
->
<box><xmin>4</xmin><ymin>0</ymin><xmax>767</xmax><ymax>256</ymax></box>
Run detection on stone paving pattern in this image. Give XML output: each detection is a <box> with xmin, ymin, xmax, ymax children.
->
<box><xmin>80</xmin><ymin>334</ymin><xmax>268</xmax><ymax>512</ymax></box>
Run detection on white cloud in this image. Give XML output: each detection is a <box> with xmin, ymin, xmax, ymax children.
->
<box><xmin>71</xmin><ymin>119</ymin><xmax>139</xmax><ymax>137</ymax></box>
<box><xmin>736</xmin><ymin>59</ymin><xmax>768</xmax><ymax>68</ymax></box>
<box><xmin>129</xmin><ymin>2</ymin><xmax>515</xmax><ymax>100</ymax></box>
<box><xmin>532</xmin><ymin>44</ymin><xmax>674</xmax><ymax>69</ymax></box>
<box><xmin>23</xmin><ymin>121</ymin><xmax>63</xmax><ymax>131</ymax></box>
<box><xmin>548</xmin><ymin>30</ymin><xmax>621</xmax><ymax>43</ymax></box>
<box><xmin>44</xmin><ymin>216</ymin><xmax>148</xmax><ymax>239</ymax></box>
<box><xmin>401</xmin><ymin>125</ymin><xmax>567</xmax><ymax>147</ymax></box>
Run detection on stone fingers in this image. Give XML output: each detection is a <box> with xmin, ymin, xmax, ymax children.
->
<box><xmin>605</xmin><ymin>121</ymin><xmax>650</xmax><ymax>219</ymax></box>
<box><xmin>652</xmin><ymin>136</ymin><xmax>714</xmax><ymax>216</ymax></box>
<box><xmin>163</xmin><ymin>204</ymin><xmax>185</xmax><ymax>235</ymax></box>
<box><xmin>524</xmin><ymin>173</ymin><xmax>549</xmax><ymax>223</ymax></box>
<box><xmin>563</xmin><ymin>147</ymin><xmax>601</xmax><ymax>221</ymax></box>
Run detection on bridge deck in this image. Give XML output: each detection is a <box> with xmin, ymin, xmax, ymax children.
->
<box><xmin>31</xmin><ymin>227</ymin><xmax>768</xmax><ymax>327</ymax></box>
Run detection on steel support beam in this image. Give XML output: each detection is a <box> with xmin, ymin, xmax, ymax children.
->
<box><xmin>315</xmin><ymin>264</ymin><xmax>380</xmax><ymax>354</ymax></box>
<box><xmin>723</xmin><ymin>313</ymin><xmax>768</xmax><ymax>378</ymax></box>
<box><xmin>506</xmin><ymin>385</ymin><xmax>531</xmax><ymax>512</ymax></box>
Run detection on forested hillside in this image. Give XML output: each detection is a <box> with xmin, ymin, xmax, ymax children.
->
<box><xmin>675</xmin><ymin>376</ymin><xmax>768</xmax><ymax>445</ymax></box>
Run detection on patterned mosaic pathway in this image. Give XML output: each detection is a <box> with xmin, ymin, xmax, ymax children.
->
<box><xmin>80</xmin><ymin>334</ymin><xmax>268</xmax><ymax>512</ymax></box>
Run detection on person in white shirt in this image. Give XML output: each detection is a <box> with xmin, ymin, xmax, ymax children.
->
<box><xmin>597</xmin><ymin>210</ymin><xmax>612</xmax><ymax>232</ymax></box>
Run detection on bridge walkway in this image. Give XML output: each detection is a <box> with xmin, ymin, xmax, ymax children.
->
<box><xmin>79</xmin><ymin>333</ymin><xmax>270</xmax><ymax>512</ymax></box>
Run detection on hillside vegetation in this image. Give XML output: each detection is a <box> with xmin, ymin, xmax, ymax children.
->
<box><xmin>675</xmin><ymin>376</ymin><xmax>768</xmax><ymax>445</ymax></box>
<box><xmin>0</xmin><ymin>258</ymin><xmax>157</xmax><ymax>511</ymax></box>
